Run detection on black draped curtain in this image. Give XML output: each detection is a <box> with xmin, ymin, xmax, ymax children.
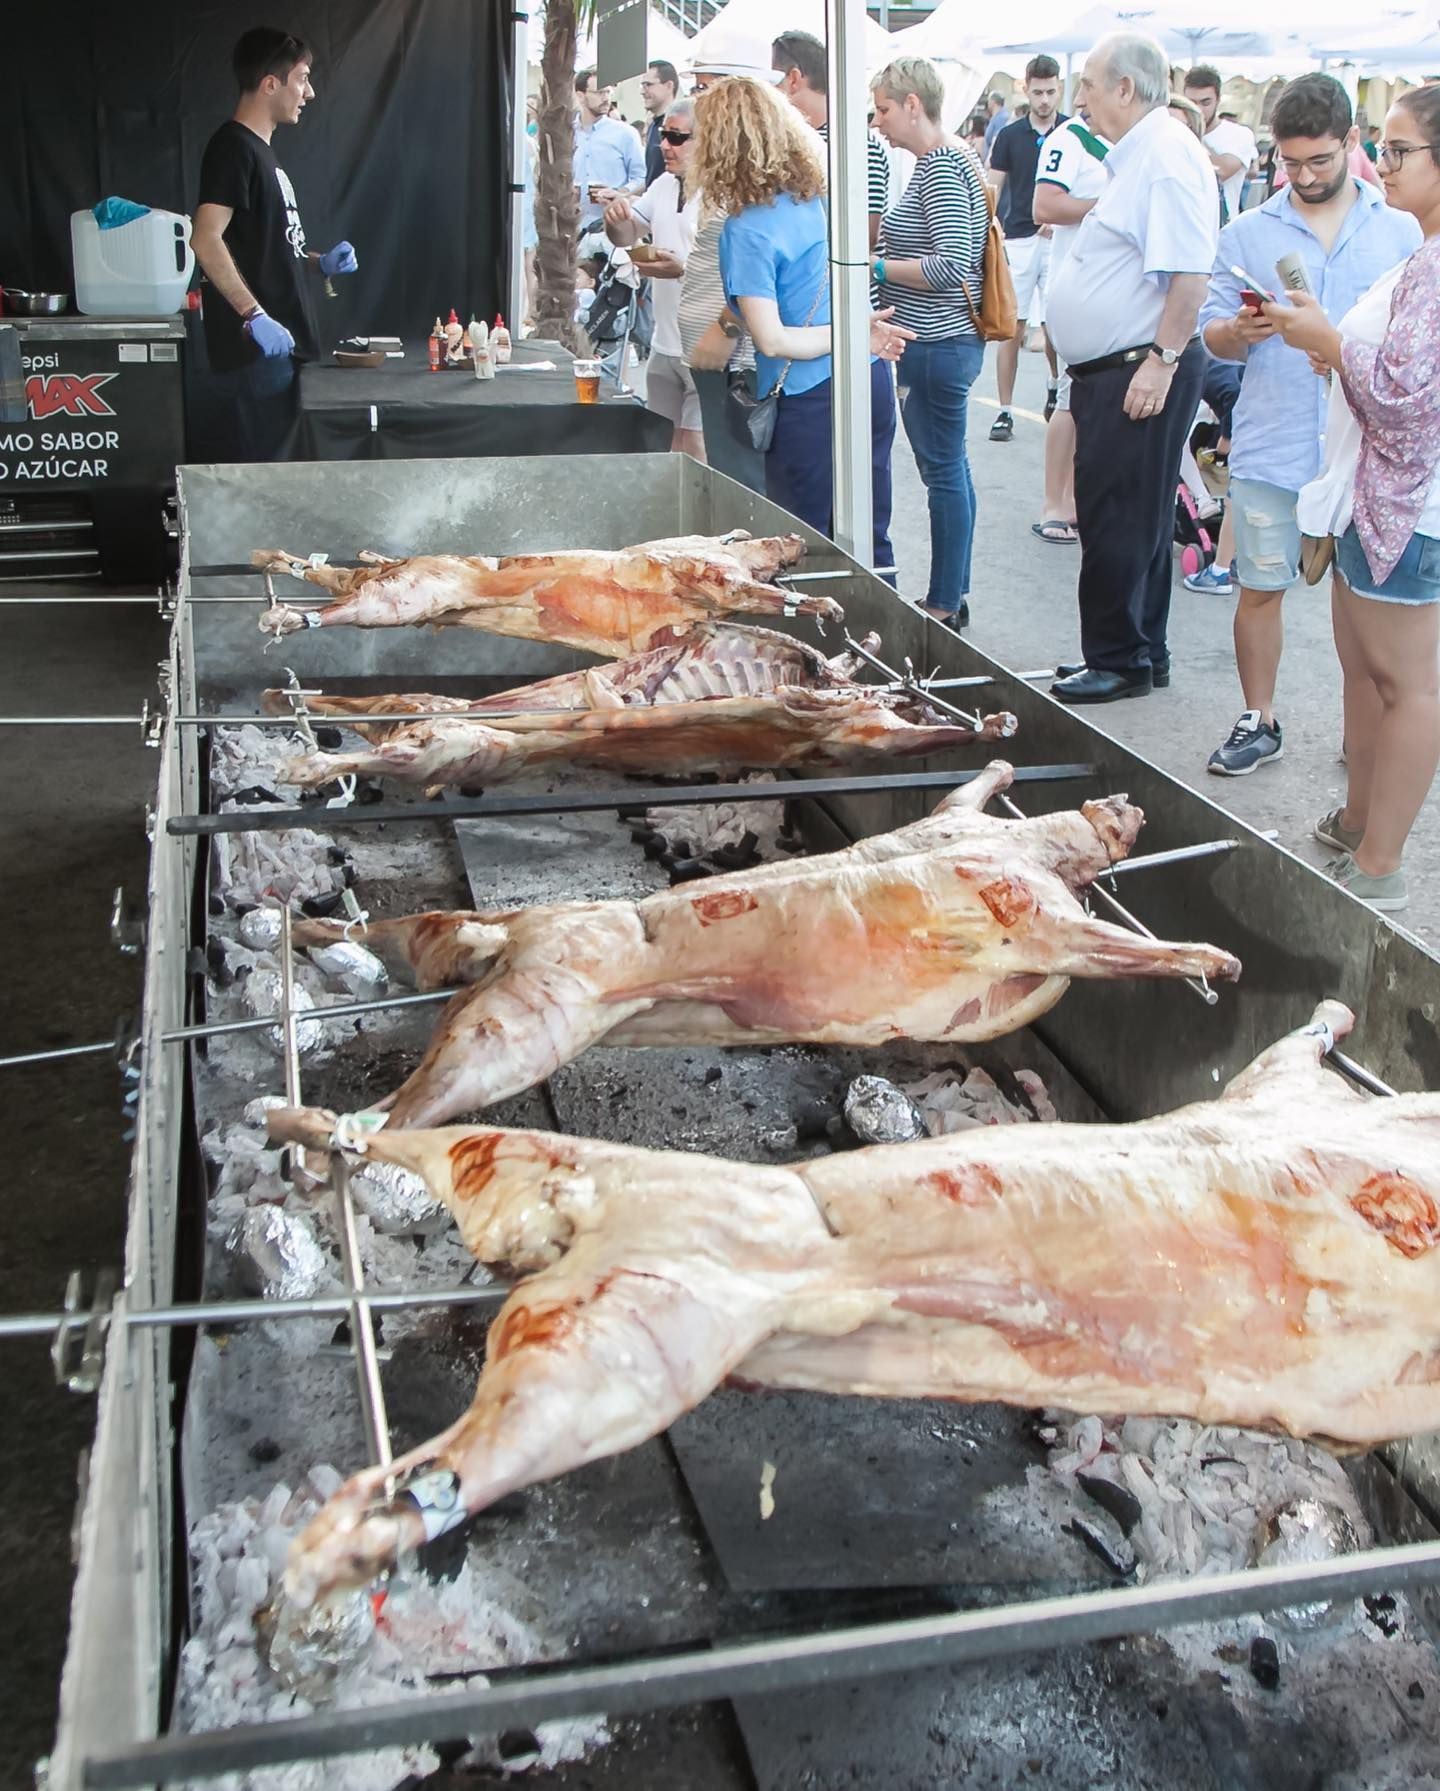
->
<box><xmin>0</xmin><ymin>0</ymin><xmax>514</xmax><ymax>339</ymax></box>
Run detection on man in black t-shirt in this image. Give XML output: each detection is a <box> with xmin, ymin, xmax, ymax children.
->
<box><xmin>193</xmin><ymin>28</ymin><xmax>357</xmax><ymax>461</ymax></box>
<box><xmin>986</xmin><ymin>53</ymin><xmax>1066</xmax><ymax>440</ymax></box>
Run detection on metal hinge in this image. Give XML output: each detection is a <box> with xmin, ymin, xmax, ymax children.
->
<box><xmin>110</xmin><ymin>885</ymin><xmax>146</xmax><ymax>955</ymax></box>
<box><xmin>49</xmin><ymin>1269</ymin><xmax>117</xmax><ymax>1394</ymax></box>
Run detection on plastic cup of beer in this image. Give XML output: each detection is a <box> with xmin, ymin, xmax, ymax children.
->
<box><xmin>573</xmin><ymin>358</ymin><xmax>602</xmax><ymax>404</ymax></box>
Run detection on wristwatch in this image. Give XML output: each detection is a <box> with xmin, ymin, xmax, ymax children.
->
<box><xmin>1150</xmin><ymin>344</ymin><xmax>1181</xmax><ymax>366</ymax></box>
<box><xmin>718</xmin><ymin>312</ymin><xmax>743</xmax><ymax>340</ymax></box>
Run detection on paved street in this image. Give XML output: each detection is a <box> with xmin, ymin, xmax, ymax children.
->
<box><xmin>889</xmin><ymin>347</ymin><xmax>1440</xmax><ymax>949</ymax></box>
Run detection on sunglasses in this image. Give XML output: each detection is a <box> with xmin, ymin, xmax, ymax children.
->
<box><xmin>660</xmin><ymin>128</ymin><xmax>692</xmax><ymax>145</ymax></box>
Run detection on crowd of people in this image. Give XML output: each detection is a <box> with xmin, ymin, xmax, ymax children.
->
<box><xmin>542</xmin><ymin>30</ymin><xmax>1440</xmax><ymax>916</ymax></box>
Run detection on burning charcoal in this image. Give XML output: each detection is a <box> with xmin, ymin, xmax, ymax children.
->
<box><xmin>703</xmin><ymin>1066</ymin><xmax>723</xmax><ymax>1086</ymax></box>
<box><xmin>668</xmin><ymin>858</ymin><xmax>711</xmax><ymax>885</ymax></box>
<box><xmin>228</xmin><ymin>783</ymin><xmax>284</xmax><ymax>806</ymax></box>
<box><xmin>794</xmin><ymin>1097</ymin><xmax>836</xmax><ymax>1143</ymax></box>
<box><xmin>267</xmin><ymin>1585</ymin><xmax>376</xmax><ymax>1690</ymax></box>
<box><xmin>204</xmin><ymin>935</ymin><xmax>232</xmax><ymax>985</ymax></box>
<box><xmin>313</xmin><ymin>726</ymin><xmax>344</xmax><ymax>750</ymax></box>
<box><xmin>249</xmin><ymin>1438</ymin><xmax>283</xmax><ymax>1466</ymax></box>
<box><xmin>226</xmin><ymin>1207</ymin><xmax>327</xmax><ymax>1302</ymax></box>
<box><xmin>244</xmin><ymin>968</ymin><xmax>324</xmax><ymax>1054</ymax></box>
<box><xmin>1063</xmin><ymin>1514</ymin><xmax>1137</xmax><ymax>1579</ymax></box>
<box><xmin>710</xmin><ymin>841</ymin><xmax>759</xmax><ymax>871</ymax></box>
<box><xmin>497</xmin><ymin>1730</ymin><xmax>544</xmax><ymax>1768</ymax></box>
<box><xmin>325</xmin><ymin>845</ymin><xmax>349</xmax><ymax>866</ymax></box>
<box><xmin>238</xmin><ymin>905</ymin><xmax>285</xmax><ymax>952</ymax></box>
<box><xmin>641</xmin><ymin>836</ymin><xmax>669</xmax><ymax>862</ymax></box>
<box><xmin>1253</xmin><ymin>1496</ymin><xmax>1364</xmax><ymax>1631</ymax></box>
<box><xmin>1364</xmin><ymin>1593</ymin><xmax>1401</xmax><ymax>1638</ymax></box>
<box><xmin>844</xmin><ymin>1075</ymin><xmax>927</xmax><ymax>1145</ymax></box>
<box><xmin>356</xmin><ymin>780</ymin><xmax>386</xmax><ymax>805</ymax></box>
<box><xmin>629</xmin><ymin>825</ymin><xmax>659</xmax><ymax>846</ymax></box>
<box><xmin>458</xmin><ymin>784</ymin><xmax>487</xmax><ymax>799</ymax></box>
<box><xmin>1077</xmin><ymin>1470</ymin><xmax>1144</xmax><ymax>1537</ymax></box>
<box><xmin>1249</xmin><ymin>1635</ymin><xmax>1280</xmax><ymax>1690</ymax></box>
<box><xmin>299</xmin><ymin>888</ymin><xmax>348</xmax><ymax>920</ymax></box>
<box><xmin>307</xmin><ymin>939</ymin><xmax>389</xmax><ymax>1001</ymax></box>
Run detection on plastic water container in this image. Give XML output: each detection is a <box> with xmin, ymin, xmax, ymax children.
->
<box><xmin>71</xmin><ymin>208</ymin><xmax>195</xmax><ymax>317</ymax></box>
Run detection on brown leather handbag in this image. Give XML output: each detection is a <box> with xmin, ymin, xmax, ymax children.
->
<box><xmin>958</xmin><ymin>148</ymin><xmax>1019</xmax><ymax>344</ymax></box>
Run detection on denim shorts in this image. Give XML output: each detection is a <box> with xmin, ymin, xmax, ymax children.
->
<box><xmin>1229</xmin><ymin>477</ymin><xmax>1300</xmax><ymax>591</ymax></box>
<box><xmin>1336</xmin><ymin>522</ymin><xmax>1440</xmax><ymax>605</ymax></box>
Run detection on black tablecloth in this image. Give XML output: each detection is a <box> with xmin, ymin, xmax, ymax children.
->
<box><xmin>284</xmin><ymin>338</ymin><xmax>669</xmax><ymax>460</ymax></box>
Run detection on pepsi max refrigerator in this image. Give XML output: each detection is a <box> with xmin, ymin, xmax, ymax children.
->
<box><xmin>1</xmin><ymin>315</ymin><xmax>186</xmax><ymax>584</ymax></box>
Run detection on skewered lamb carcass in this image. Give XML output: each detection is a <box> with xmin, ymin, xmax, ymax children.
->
<box><xmin>268</xmin><ymin>1000</ymin><xmax>1440</xmax><ymax>1607</ymax></box>
<box><xmin>292</xmin><ymin>761</ymin><xmax>1239</xmax><ymax>1126</ymax></box>
<box><xmin>276</xmin><ymin>686</ymin><xmax>1020</xmax><ymax>796</ymax></box>
<box><xmin>260</xmin><ymin>623</ymin><xmax>885</xmax><ymax>742</ymax></box>
<box><xmin>254</xmin><ymin>531</ymin><xmax>839</xmax><ymax>657</ymax></box>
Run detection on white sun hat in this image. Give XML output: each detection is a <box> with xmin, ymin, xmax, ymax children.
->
<box><xmin>686</xmin><ymin>23</ymin><xmax>785</xmax><ymax>82</ymax></box>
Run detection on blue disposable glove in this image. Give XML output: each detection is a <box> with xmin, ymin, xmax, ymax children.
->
<box><xmin>245</xmin><ymin>311</ymin><xmax>296</xmax><ymax>358</ymax></box>
<box><xmin>319</xmin><ymin>241</ymin><xmax>358</xmax><ymax>277</ymax></box>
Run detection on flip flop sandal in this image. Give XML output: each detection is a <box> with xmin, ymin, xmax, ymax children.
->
<box><xmin>1031</xmin><ymin>520</ymin><xmax>1078</xmax><ymax>545</ymax></box>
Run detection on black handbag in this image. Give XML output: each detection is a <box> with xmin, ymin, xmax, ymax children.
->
<box><xmin>724</xmin><ymin>273</ymin><xmax>827</xmax><ymax>454</ymax></box>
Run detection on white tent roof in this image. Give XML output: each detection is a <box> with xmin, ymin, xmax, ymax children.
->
<box><xmin>526</xmin><ymin>4</ymin><xmax>692</xmax><ymax>72</ymax></box>
<box><xmin>686</xmin><ymin>0</ymin><xmax>897</xmax><ymax>71</ymax></box>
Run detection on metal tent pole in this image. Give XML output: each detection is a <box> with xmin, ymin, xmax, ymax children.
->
<box><xmin>826</xmin><ymin>0</ymin><xmax>876</xmax><ymax>569</ymax></box>
<box><xmin>510</xmin><ymin>7</ymin><xmax>530</xmax><ymax>331</ymax></box>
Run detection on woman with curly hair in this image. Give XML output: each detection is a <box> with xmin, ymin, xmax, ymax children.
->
<box><xmin>691</xmin><ymin>76</ymin><xmax>911</xmax><ymax>572</ymax></box>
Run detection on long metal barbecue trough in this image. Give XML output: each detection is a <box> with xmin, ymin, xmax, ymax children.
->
<box><xmin>31</xmin><ymin>453</ymin><xmax>1440</xmax><ymax>1789</ymax></box>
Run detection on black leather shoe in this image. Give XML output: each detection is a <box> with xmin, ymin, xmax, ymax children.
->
<box><xmin>1050</xmin><ymin>665</ymin><xmax>1153</xmax><ymax>704</ymax></box>
<box><xmin>1056</xmin><ymin>656</ymin><xmax>1170</xmax><ymax>687</ymax></box>
<box><xmin>918</xmin><ymin>601</ymin><xmax>969</xmax><ymax>631</ymax></box>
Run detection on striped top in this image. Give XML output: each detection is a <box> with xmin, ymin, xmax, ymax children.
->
<box><xmin>873</xmin><ymin>144</ymin><xmax>988</xmax><ymax>340</ymax></box>
<box><xmin>678</xmin><ymin>211</ymin><xmax>756</xmax><ymax>373</ymax></box>
<box><xmin>817</xmin><ymin>121</ymin><xmax>892</xmax><ymax>218</ymax></box>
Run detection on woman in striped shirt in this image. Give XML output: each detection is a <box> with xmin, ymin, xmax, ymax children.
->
<box><xmin>872</xmin><ymin>57</ymin><xmax>990</xmax><ymax>628</ymax></box>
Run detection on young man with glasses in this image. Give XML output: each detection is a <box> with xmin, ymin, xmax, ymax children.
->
<box><xmin>639</xmin><ymin>59</ymin><xmax>679</xmax><ymax>187</ymax></box>
<box><xmin>1196</xmin><ymin>74</ymin><xmax>1420</xmax><ymax>776</ymax></box>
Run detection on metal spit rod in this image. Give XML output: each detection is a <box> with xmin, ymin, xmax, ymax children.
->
<box><xmin>840</xmin><ymin>629</ymin><xmax>985</xmax><ymax>732</ymax></box>
<box><xmin>80</xmin><ymin>1538</ymin><xmax>1440</xmax><ymax>1788</ymax></box>
<box><xmin>166</xmin><ymin>762</ymin><xmax>1098</xmax><ymax>839</ymax></box>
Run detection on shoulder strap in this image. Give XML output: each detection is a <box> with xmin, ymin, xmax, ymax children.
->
<box><xmin>772</xmin><ymin>265</ymin><xmax>829</xmax><ymax>398</ymax></box>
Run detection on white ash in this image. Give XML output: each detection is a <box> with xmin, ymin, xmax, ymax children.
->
<box><xmin>214</xmin><ymin>823</ymin><xmax>347</xmax><ymax>912</ymax></box>
<box><xmin>1042</xmin><ymin>1412</ymin><xmax>1370</xmax><ymax>1588</ymax></box>
<box><xmin>902</xmin><ymin>1065</ymin><xmax>1057</xmax><ymax>1134</ymax></box>
<box><xmin>211</xmin><ymin>724</ymin><xmax>308</xmax><ymax>798</ymax></box>
<box><xmin>643</xmin><ymin>771</ymin><xmax>787</xmax><ymax>860</ymax></box>
<box><xmin>179</xmin><ymin>1471</ymin><xmax>609</xmax><ymax>1783</ymax></box>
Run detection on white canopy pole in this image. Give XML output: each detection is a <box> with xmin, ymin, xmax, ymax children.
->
<box><xmin>826</xmin><ymin>0</ymin><xmax>875</xmax><ymax>567</ymax></box>
<box><xmin>509</xmin><ymin>8</ymin><xmax>529</xmax><ymax>330</ymax></box>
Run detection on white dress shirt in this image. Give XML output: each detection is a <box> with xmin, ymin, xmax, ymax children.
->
<box><xmin>1205</xmin><ymin>118</ymin><xmax>1257</xmax><ymax>222</ymax></box>
<box><xmin>629</xmin><ymin>174</ymin><xmax>700</xmax><ymax>357</ymax></box>
<box><xmin>1046</xmin><ymin>107</ymin><xmax>1218</xmax><ymax>367</ymax></box>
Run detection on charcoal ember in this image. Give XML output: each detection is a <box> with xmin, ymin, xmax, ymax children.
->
<box><xmin>313</xmin><ymin>726</ymin><xmax>344</xmax><ymax>750</ymax></box>
<box><xmin>1253</xmin><ymin>1496</ymin><xmax>1364</xmax><ymax>1632</ymax></box>
<box><xmin>238</xmin><ymin>905</ymin><xmax>285</xmax><ymax>951</ymax></box>
<box><xmin>1249</xmin><ymin>1635</ymin><xmax>1280</xmax><ymax>1690</ymax></box>
<box><xmin>1063</xmin><ymin>1513</ymin><xmax>1137</xmax><ymax>1579</ymax></box>
<box><xmin>244</xmin><ymin>968</ymin><xmax>323</xmax><ymax>1054</ymax></box>
<box><xmin>458</xmin><ymin>784</ymin><xmax>486</xmax><ymax>799</ymax></box>
<box><xmin>641</xmin><ymin>836</ymin><xmax>669</xmax><ymax>862</ymax></box>
<box><xmin>629</xmin><ymin>825</ymin><xmax>658</xmax><ymax>846</ymax></box>
<box><xmin>710</xmin><ymin>840</ymin><xmax>760</xmax><ymax>870</ymax></box>
<box><xmin>307</xmin><ymin>939</ymin><xmax>389</xmax><ymax>1001</ymax></box>
<box><xmin>267</xmin><ymin>1585</ymin><xmax>375</xmax><ymax>1690</ymax></box>
<box><xmin>297</xmin><ymin>780</ymin><xmax>347</xmax><ymax>804</ymax></box>
<box><xmin>226</xmin><ymin>1206</ymin><xmax>327</xmax><ymax>1301</ymax></box>
<box><xmin>497</xmin><ymin>1730</ymin><xmax>544</xmax><ymax>1767</ymax></box>
<box><xmin>844</xmin><ymin>1075</ymin><xmax>926</xmax><ymax>1145</ymax></box>
<box><xmin>299</xmin><ymin>889</ymin><xmax>348</xmax><ymax>920</ymax></box>
<box><xmin>228</xmin><ymin>784</ymin><xmax>283</xmax><ymax>806</ymax></box>
<box><xmin>356</xmin><ymin>780</ymin><xmax>386</xmax><ymax>805</ymax></box>
<box><xmin>1077</xmin><ymin>1470</ymin><xmax>1143</xmax><ymax>1536</ymax></box>
<box><xmin>204</xmin><ymin>935</ymin><xmax>232</xmax><ymax>985</ymax></box>
<box><xmin>668</xmin><ymin>858</ymin><xmax>711</xmax><ymax>885</ymax></box>
<box><xmin>794</xmin><ymin>1097</ymin><xmax>837</xmax><ymax>1143</ymax></box>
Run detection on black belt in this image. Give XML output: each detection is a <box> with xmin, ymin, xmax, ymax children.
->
<box><xmin>1068</xmin><ymin>337</ymin><xmax>1198</xmax><ymax>379</ymax></box>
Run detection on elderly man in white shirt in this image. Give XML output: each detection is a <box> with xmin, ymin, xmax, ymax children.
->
<box><xmin>1046</xmin><ymin>33</ymin><xmax>1219</xmax><ymax>703</ymax></box>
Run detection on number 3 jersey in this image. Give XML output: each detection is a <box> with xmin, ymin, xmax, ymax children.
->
<box><xmin>1034</xmin><ymin>118</ymin><xmax>1111</xmax><ymax>279</ymax></box>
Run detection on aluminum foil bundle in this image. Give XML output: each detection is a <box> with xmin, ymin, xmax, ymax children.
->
<box><xmin>244</xmin><ymin>967</ymin><xmax>324</xmax><ymax>1055</ymax></box>
<box><xmin>350</xmin><ymin>1158</ymin><xmax>444</xmax><ymax>1233</ymax></box>
<box><xmin>308</xmin><ymin>939</ymin><xmax>390</xmax><ymax>1001</ymax></box>
<box><xmin>226</xmin><ymin>1206</ymin><xmax>328</xmax><ymax>1302</ymax></box>
<box><xmin>238</xmin><ymin>905</ymin><xmax>285</xmax><ymax>951</ymax></box>
<box><xmin>267</xmin><ymin>1582</ymin><xmax>377</xmax><ymax>1691</ymax></box>
<box><xmin>1253</xmin><ymin>1496</ymin><xmax>1364</xmax><ymax>1632</ymax></box>
<box><xmin>844</xmin><ymin>1075</ymin><xmax>927</xmax><ymax>1145</ymax></box>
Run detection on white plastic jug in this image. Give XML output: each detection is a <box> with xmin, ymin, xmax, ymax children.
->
<box><xmin>71</xmin><ymin>208</ymin><xmax>195</xmax><ymax>317</ymax></box>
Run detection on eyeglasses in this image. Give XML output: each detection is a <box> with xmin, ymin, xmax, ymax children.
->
<box><xmin>1278</xmin><ymin>146</ymin><xmax>1347</xmax><ymax>177</ymax></box>
<box><xmin>659</xmin><ymin>128</ymin><xmax>692</xmax><ymax>145</ymax></box>
<box><xmin>1377</xmin><ymin>140</ymin><xmax>1438</xmax><ymax>169</ymax></box>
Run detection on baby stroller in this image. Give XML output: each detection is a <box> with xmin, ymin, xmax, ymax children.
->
<box><xmin>582</xmin><ymin>242</ymin><xmax>652</xmax><ymax>384</ymax></box>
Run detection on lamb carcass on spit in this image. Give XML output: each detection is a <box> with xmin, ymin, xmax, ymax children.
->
<box><xmin>292</xmin><ymin>761</ymin><xmax>1239</xmax><ymax>1126</ymax></box>
<box><xmin>261</xmin><ymin>621</ymin><xmax>881</xmax><ymax>741</ymax></box>
<box><xmin>254</xmin><ymin>531</ymin><xmax>841</xmax><ymax>658</ymax></box>
<box><xmin>276</xmin><ymin>687</ymin><xmax>1019</xmax><ymax>796</ymax></box>
<box><xmin>268</xmin><ymin>1000</ymin><xmax>1440</xmax><ymax>1607</ymax></box>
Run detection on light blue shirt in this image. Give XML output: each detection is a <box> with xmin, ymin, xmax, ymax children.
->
<box><xmin>720</xmin><ymin>193</ymin><xmax>833</xmax><ymax>399</ymax></box>
<box><xmin>1199</xmin><ymin>181</ymin><xmax>1421</xmax><ymax>491</ymax></box>
<box><xmin>573</xmin><ymin>115</ymin><xmax>645</xmax><ymax>229</ymax></box>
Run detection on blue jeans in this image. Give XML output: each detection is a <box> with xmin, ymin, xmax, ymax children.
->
<box><xmin>765</xmin><ymin>357</ymin><xmax>897</xmax><ymax>581</ymax></box>
<box><xmin>897</xmin><ymin>334</ymin><xmax>984</xmax><ymax>613</ymax></box>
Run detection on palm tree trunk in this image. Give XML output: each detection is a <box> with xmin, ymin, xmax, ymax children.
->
<box><xmin>534</xmin><ymin>1</ymin><xmax>588</xmax><ymax>354</ymax></box>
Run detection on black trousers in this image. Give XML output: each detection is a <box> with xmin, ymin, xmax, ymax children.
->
<box><xmin>1069</xmin><ymin>341</ymin><xmax>1205</xmax><ymax>673</ymax></box>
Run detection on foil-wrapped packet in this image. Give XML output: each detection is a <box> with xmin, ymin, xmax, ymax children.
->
<box><xmin>351</xmin><ymin>1158</ymin><xmax>444</xmax><ymax>1233</ymax></box>
<box><xmin>308</xmin><ymin>939</ymin><xmax>390</xmax><ymax>1001</ymax></box>
<box><xmin>245</xmin><ymin>967</ymin><xmax>323</xmax><ymax>1055</ymax></box>
<box><xmin>226</xmin><ymin>1206</ymin><xmax>327</xmax><ymax>1302</ymax></box>
<box><xmin>266</xmin><ymin>1584</ymin><xmax>376</xmax><ymax>1690</ymax></box>
<box><xmin>844</xmin><ymin>1075</ymin><xmax>927</xmax><ymax>1145</ymax></box>
<box><xmin>1253</xmin><ymin>1495</ymin><xmax>1364</xmax><ymax>1631</ymax></box>
<box><xmin>238</xmin><ymin>905</ymin><xmax>285</xmax><ymax>951</ymax></box>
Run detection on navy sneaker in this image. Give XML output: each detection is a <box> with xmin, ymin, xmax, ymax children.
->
<box><xmin>1207</xmin><ymin>709</ymin><xmax>1283</xmax><ymax>777</ymax></box>
<box><xmin>1184</xmin><ymin>563</ymin><xmax>1234</xmax><ymax>596</ymax></box>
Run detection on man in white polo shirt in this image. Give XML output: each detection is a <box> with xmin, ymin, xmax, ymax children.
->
<box><xmin>1046</xmin><ymin>32</ymin><xmax>1218</xmax><ymax>703</ymax></box>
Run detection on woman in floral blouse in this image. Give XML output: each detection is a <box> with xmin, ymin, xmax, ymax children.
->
<box><xmin>1269</xmin><ymin>83</ymin><xmax>1440</xmax><ymax>914</ymax></box>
